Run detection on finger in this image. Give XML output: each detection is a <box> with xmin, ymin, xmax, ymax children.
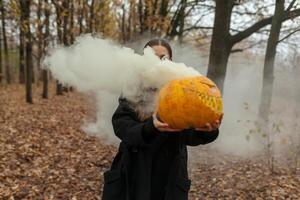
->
<box><xmin>212</xmin><ymin>121</ymin><xmax>220</xmax><ymax>129</ymax></box>
<box><xmin>153</xmin><ymin>120</ymin><xmax>169</xmax><ymax>129</ymax></box>
<box><xmin>155</xmin><ymin>124</ymin><xmax>169</xmax><ymax>129</ymax></box>
<box><xmin>153</xmin><ymin>113</ymin><xmax>167</xmax><ymax>124</ymax></box>
<box><xmin>157</xmin><ymin>120</ymin><xmax>169</xmax><ymax>126</ymax></box>
<box><xmin>152</xmin><ymin>112</ymin><xmax>158</xmax><ymax>120</ymax></box>
<box><xmin>158</xmin><ymin>124</ymin><xmax>170</xmax><ymax>129</ymax></box>
<box><xmin>206</xmin><ymin>123</ymin><xmax>213</xmax><ymax>131</ymax></box>
<box><xmin>153</xmin><ymin>113</ymin><xmax>167</xmax><ymax>125</ymax></box>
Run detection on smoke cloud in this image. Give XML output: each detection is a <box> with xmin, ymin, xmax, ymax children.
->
<box><xmin>44</xmin><ymin>35</ymin><xmax>201</xmax><ymax>143</ymax></box>
<box><xmin>44</xmin><ymin>34</ymin><xmax>299</xmax><ymax>166</ymax></box>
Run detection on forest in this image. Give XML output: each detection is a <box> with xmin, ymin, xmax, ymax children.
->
<box><xmin>0</xmin><ymin>0</ymin><xmax>300</xmax><ymax>199</ymax></box>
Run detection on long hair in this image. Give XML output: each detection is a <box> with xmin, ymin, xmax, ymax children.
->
<box><xmin>133</xmin><ymin>38</ymin><xmax>172</xmax><ymax>121</ymax></box>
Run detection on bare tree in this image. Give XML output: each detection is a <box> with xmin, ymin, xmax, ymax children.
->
<box><xmin>0</xmin><ymin>0</ymin><xmax>11</xmax><ymax>84</ymax></box>
<box><xmin>259</xmin><ymin>0</ymin><xmax>289</xmax><ymax>172</ymax></box>
<box><xmin>89</xmin><ymin>0</ymin><xmax>95</xmax><ymax>33</ymax></box>
<box><xmin>121</xmin><ymin>4</ymin><xmax>126</xmax><ymax>42</ymax></box>
<box><xmin>168</xmin><ymin>0</ymin><xmax>187</xmax><ymax>42</ymax></box>
<box><xmin>20</xmin><ymin>0</ymin><xmax>33</xmax><ymax>103</ymax></box>
<box><xmin>138</xmin><ymin>0</ymin><xmax>144</xmax><ymax>33</ymax></box>
<box><xmin>0</xmin><ymin>21</ymin><xmax>2</xmax><ymax>84</ymax></box>
<box><xmin>207</xmin><ymin>0</ymin><xmax>300</xmax><ymax>91</ymax></box>
<box><xmin>52</xmin><ymin>0</ymin><xmax>63</xmax><ymax>95</ymax></box>
<box><xmin>69</xmin><ymin>0</ymin><xmax>75</xmax><ymax>44</ymax></box>
<box><xmin>259</xmin><ymin>0</ymin><xmax>286</xmax><ymax>121</ymax></box>
<box><xmin>62</xmin><ymin>0</ymin><xmax>70</xmax><ymax>92</ymax></box>
<box><xmin>19</xmin><ymin>6</ymin><xmax>25</xmax><ymax>84</ymax></box>
<box><xmin>42</xmin><ymin>0</ymin><xmax>50</xmax><ymax>99</ymax></box>
<box><xmin>78</xmin><ymin>0</ymin><xmax>84</xmax><ymax>34</ymax></box>
<box><xmin>63</xmin><ymin>0</ymin><xmax>69</xmax><ymax>46</ymax></box>
<box><xmin>37</xmin><ymin>0</ymin><xmax>44</xmax><ymax>82</ymax></box>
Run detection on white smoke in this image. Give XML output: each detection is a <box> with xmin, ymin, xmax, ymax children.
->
<box><xmin>44</xmin><ymin>35</ymin><xmax>201</xmax><ymax>143</ymax></box>
<box><xmin>43</xmin><ymin>34</ymin><xmax>300</xmax><ymax>167</ymax></box>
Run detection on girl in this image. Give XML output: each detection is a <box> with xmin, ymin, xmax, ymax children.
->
<box><xmin>102</xmin><ymin>39</ymin><xmax>221</xmax><ymax>200</ymax></box>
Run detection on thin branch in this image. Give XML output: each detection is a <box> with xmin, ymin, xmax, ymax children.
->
<box><xmin>232</xmin><ymin>3</ymin><xmax>275</xmax><ymax>16</ymax></box>
<box><xmin>286</xmin><ymin>0</ymin><xmax>297</xmax><ymax>11</ymax></box>
<box><xmin>231</xmin><ymin>8</ymin><xmax>300</xmax><ymax>44</ymax></box>
<box><xmin>231</xmin><ymin>40</ymin><xmax>264</xmax><ymax>53</ymax></box>
<box><xmin>183</xmin><ymin>26</ymin><xmax>213</xmax><ymax>32</ymax></box>
<box><xmin>277</xmin><ymin>28</ymin><xmax>300</xmax><ymax>43</ymax></box>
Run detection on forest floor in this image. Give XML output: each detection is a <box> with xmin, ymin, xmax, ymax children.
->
<box><xmin>0</xmin><ymin>84</ymin><xmax>299</xmax><ymax>200</ymax></box>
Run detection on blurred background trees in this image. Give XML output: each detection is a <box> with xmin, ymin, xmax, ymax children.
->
<box><xmin>0</xmin><ymin>0</ymin><xmax>299</xmax><ymax>103</ymax></box>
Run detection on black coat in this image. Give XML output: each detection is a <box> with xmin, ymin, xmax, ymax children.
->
<box><xmin>102</xmin><ymin>97</ymin><xmax>219</xmax><ymax>200</ymax></box>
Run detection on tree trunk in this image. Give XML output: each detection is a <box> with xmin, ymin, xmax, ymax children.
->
<box><xmin>84</xmin><ymin>1</ymin><xmax>89</xmax><ymax>34</ymax></box>
<box><xmin>37</xmin><ymin>0</ymin><xmax>43</xmax><ymax>82</ymax></box>
<box><xmin>19</xmin><ymin>16</ymin><xmax>25</xmax><ymax>84</ymax></box>
<box><xmin>78</xmin><ymin>0</ymin><xmax>84</xmax><ymax>34</ymax></box>
<box><xmin>207</xmin><ymin>0</ymin><xmax>234</xmax><ymax>91</ymax></box>
<box><xmin>294</xmin><ymin>55</ymin><xmax>300</xmax><ymax>172</ymax></box>
<box><xmin>70</xmin><ymin>0</ymin><xmax>75</xmax><ymax>44</ymax></box>
<box><xmin>89</xmin><ymin>0</ymin><xmax>95</xmax><ymax>33</ymax></box>
<box><xmin>121</xmin><ymin>4</ymin><xmax>126</xmax><ymax>42</ymax></box>
<box><xmin>143</xmin><ymin>0</ymin><xmax>150</xmax><ymax>32</ymax></box>
<box><xmin>178</xmin><ymin>0</ymin><xmax>186</xmax><ymax>43</ymax></box>
<box><xmin>62</xmin><ymin>0</ymin><xmax>69</xmax><ymax>92</ymax></box>
<box><xmin>52</xmin><ymin>0</ymin><xmax>63</xmax><ymax>95</ymax></box>
<box><xmin>0</xmin><ymin>0</ymin><xmax>11</xmax><ymax>84</ymax></box>
<box><xmin>53</xmin><ymin>1</ymin><xmax>63</xmax><ymax>43</ymax></box>
<box><xmin>128</xmin><ymin>0</ymin><xmax>137</xmax><ymax>37</ymax></box>
<box><xmin>159</xmin><ymin>0</ymin><xmax>169</xmax><ymax>17</ymax></box>
<box><xmin>0</xmin><ymin>21</ymin><xmax>2</xmax><ymax>84</ymax></box>
<box><xmin>259</xmin><ymin>0</ymin><xmax>285</xmax><ymax>121</ymax></box>
<box><xmin>42</xmin><ymin>0</ymin><xmax>50</xmax><ymax>99</ymax></box>
<box><xmin>56</xmin><ymin>80</ymin><xmax>63</xmax><ymax>95</ymax></box>
<box><xmin>68</xmin><ymin>0</ymin><xmax>74</xmax><ymax>92</ymax></box>
<box><xmin>21</xmin><ymin>0</ymin><xmax>33</xmax><ymax>103</ymax></box>
<box><xmin>63</xmin><ymin>0</ymin><xmax>69</xmax><ymax>46</ymax></box>
<box><xmin>168</xmin><ymin>0</ymin><xmax>186</xmax><ymax>41</ymax></box>
<box><xmin>138</xmin><ymin>0</ymin><xmax>144</xmax><ymax>34</ymax></box>
<box><xmin>258</xmin><ymin>0</ymin><xmax>285</xmax><ymax>172</ymax></box>
<box><xmin>128</xmin><ymin>2</ymin><xmax>132</xmax><ymax>40</ymax></box>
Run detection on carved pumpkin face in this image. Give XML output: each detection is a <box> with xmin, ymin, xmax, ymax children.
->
<box><xmin>157</xmin><ymin>76</ymin><xmax>223</xmax><ymax>129</ymax></box>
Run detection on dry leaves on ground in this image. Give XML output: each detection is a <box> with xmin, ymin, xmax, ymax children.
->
<box><xmin>0</xmin><ymin>84</ymin><xmax>299</xmax><ymax>199</ymax></box>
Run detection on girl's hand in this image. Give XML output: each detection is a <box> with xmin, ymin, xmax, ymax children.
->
<box><xmin>152</xmin><ymin>112</ymin><xmax>183</xmax><ymax>132</ymax></box>
<box><xmin>195</xmin><ymin>113</ymin><xmax>223</xmax><ymax>132</ymax></box>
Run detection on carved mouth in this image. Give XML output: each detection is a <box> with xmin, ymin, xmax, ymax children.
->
<box><xmin>182</xmin><ymin>87</ymin><xmax>222</xmax><ymax>113</ymax></box>
<box><xmin>198</xmin><ymin>93</ymin><xmax>223</xmax><ymax>113</ymax></box>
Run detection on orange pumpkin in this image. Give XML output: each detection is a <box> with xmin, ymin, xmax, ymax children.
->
<box><xmin>157</xmin><ymin>76</ymin><xmax>223</xmax><ymax>129</ymax></box>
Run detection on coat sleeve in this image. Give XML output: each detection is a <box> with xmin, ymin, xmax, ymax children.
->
<box><xmin>181</xmin><ymin>128</ymin><xmax>219</xmax><ymax>146</ymax></box>
<box><xmin>112</xmin><ymin>98</ymin><xmax>160</xmax><ymax>147</ymax></box>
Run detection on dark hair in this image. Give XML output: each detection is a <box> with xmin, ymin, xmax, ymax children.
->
<box><xmin>144</xmin><ymin>38</ymin><xmax>173</xmax><ymax>60</ymax></box>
